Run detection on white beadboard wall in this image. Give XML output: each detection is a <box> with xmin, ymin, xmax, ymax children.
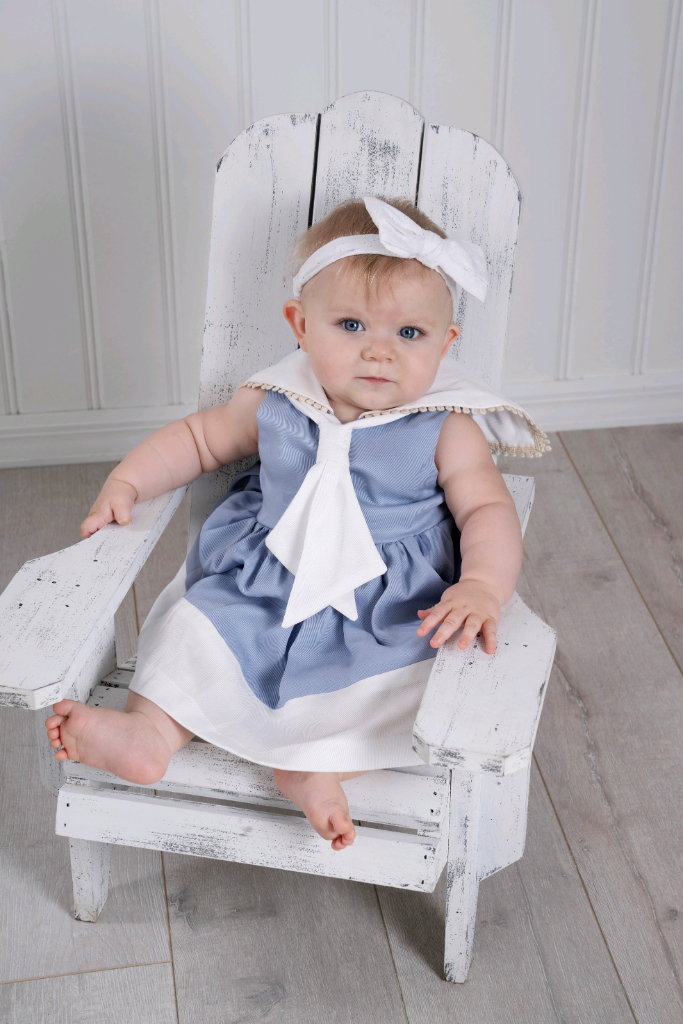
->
<box><xmin>0</xmin><ymin>0</ymin><xmax>681</xmax><ymax>468</ymax></box>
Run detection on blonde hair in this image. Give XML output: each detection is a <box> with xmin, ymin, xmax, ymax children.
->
<box><xmin>291</xmin><ymin>197</ymin><xmax>448</xmax><ymax>298</ymax></box>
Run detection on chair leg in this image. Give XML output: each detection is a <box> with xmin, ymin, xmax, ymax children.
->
<box><xmin>444</xmin><ymin>771</ymin><xmax>482</xmax><ymax>983</ymax></box>
<box><xmin>35</xmin><ymin>707</ymin><xmax>63</xmax><ymax>796</ymax></box>
<box><xmin>69</xmin><ymin>838</ymin><xmax>112</xmax><ymax>922</ymax></box>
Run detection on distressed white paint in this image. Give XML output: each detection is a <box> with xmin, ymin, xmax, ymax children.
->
<box><xmin>412</xmin><ymin>593</ymin><xmax>556</xmax><ymax>775</ymax></box>
<box><xmin>501</xmin><ymin>473</ymin><xmax>535</xmax><ymax>536</ymax></box>
<box><xmin>418</xmin><ymin>124</ymin><xmax>521</xmax><ymax>391</ymax></box>
<box><xmin>444</xmin><ymin>771</ymin><xmax>481</xmax><ymax>983</ymax></box>
<box><xmin>188</xmin><ymin>111</ymin><xmax>317</xmax><ymax>543</ymax></box>
<box><xmin>476</xmin><ymin>762</ymin><xmax>530</xmax><ymax>880</ymax></box>
<box><xmin>441</xmin><ymin>762</ymin><xmax>531</xmax><ymax>981</ymax></box>
<box><xmin>0</xmin><ymin>487</ymin><xmax>186</xmax><ymax>707</ymax></box>
<box><xmin>312</xmin><ymin>91</ymin><xmax>423</xmax><ymax>220</ymax></box>
<box><xmin>56</xmin><ymin>783</ymin><xmax>445</xmax><ymax>892</ymax></box>
<box><xmin>35</xmin><ymin>705</ymin><xmax>64</xmax><ymax>796</ymax></box>
<box><xmin>68</xmin><ymin>836</ymin><xmax>112</xmax><ymax>923</ymax></box>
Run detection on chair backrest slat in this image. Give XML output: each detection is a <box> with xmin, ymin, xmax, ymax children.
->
<box><xmin>418</xmin><ymin>125</ymin><xmax>520</xmax><ymax>391</ymax></box>
<box><xmin>311</xmin><ymin>91</ymin><xmax>424</xmax><ymax>219</ymax></box>
<box><xmin>189</xmin><ymin>112</ymin><xmax>318</xmax><ymax>545</ymax></box>
<box><xmin>188</xmin><ymin>94</ymin><xmax>521</xmax><ymax>547</ymax></box>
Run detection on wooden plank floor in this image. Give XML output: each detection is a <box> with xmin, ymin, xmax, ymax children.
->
<box><xmin>0</xmin><ymin>423</ymin><xmax>680</xmax><ymax>1023</ymax></box>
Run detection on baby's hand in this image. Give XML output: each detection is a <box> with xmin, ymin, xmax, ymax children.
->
<box><xmin>80</xmin><ymin>479</ymin><xmax>138</xmax><ymax>539</ymax></box>
<box><xmin>416</xmin><ymin>580</ymin><xmax>500</xmax><ymax>655</ymax></box>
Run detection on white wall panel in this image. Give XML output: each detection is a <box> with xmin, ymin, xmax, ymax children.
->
<box><xmin>642</xmin><ymin>1</ymin><xmax>683</xmax><ymax>373</ymax></box>
<box><xmin>65</xmin><ymin>0</ymin><xmax>170</xmax><ymax>409</ymax></box>
<box><xmin>249</xmin><ymin>1</ymin><xmax>326</xmax><ymax>122</ymax></box>
<box><xmin>421</xmin><ymin>0</ymin><xmax>499</xmax><ymax>139</ymax></box>
<box><xmin>0</xmin><ymin>0</ymin><xmax>88</xmax><ymax>414</ymax></box>
<box><xmin>503</xmin><ymin>0</ymin><xmax>585</xmax><ymax>383</ymax></box>
<box><xmin>570</xmin><ymin>0</ymin><xmax>672</xmax><ymax>378</ymax></box>
<box><xmin>0</xmin><ymin>0</ymin><xmax>681</xmax><ymax>467</ymax></box>
<box><xmin>337</xmin><ymin>0</ymin><xmax>414</xmax><ymax>104</ymax></box>
<box><xmin>0</xmin><ymin>205</ymin><xmax>17</xmax><ymax>416</ymax></box>
<box><xmin>161</xmin><ymin>0</ymin><xmax>240</xmax><ymax>405</ymax></box>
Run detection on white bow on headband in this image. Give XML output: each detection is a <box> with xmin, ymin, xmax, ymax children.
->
<box><xmin>292</xmin><ymin>196</ymin><xmax>489</xmax><ymax>306</ymax></box>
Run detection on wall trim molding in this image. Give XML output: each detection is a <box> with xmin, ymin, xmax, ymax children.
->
<box><xmin>144</xmin><ymin>0</ymin><xmax>182</xmax><ymax>405</ymax></box>
<box><xmin>51</xmin><ymin>0</ymin><xmax>103</xmax><ymax>409</ymax></box>
<box><xmin>0</xmin><ymin>208</ymin><xmax>18</xmax><ymax>415</ymax></box>
<box><xmin>556</xmin><ymin>0</ymin><xmax>601</xmax><ymax>381</ymax></box>
<box><xmin>0</xmin><ymin>404</ymin><xmax>196</xmax><ymax>469</ymax></box>
<box><xmin>632</xmin><ymin>0</ymin><xmax>683</xmax><ymax>374</ymax></box>
<box><xmin>505</xmin><ymin>371</ymin><xmax>683</xmax><ymax>433</ymax></box>
<box><xmin>1</xmin><ymin>373</ymin><xmax>681</xmax><ymax>469</ymax></box>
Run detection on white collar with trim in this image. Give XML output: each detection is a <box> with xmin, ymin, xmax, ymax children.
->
<box><xmin>242</xmin><ymin>348</ymin><xmax>549</xmax><ymax>459</ymax></box>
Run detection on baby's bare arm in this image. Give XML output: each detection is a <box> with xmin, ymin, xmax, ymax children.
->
<box><xmin>81</xmin><ymin>387</ymin><xmax>265</xmax><ymax>538</ymax></box>
<box><xmin>416</xmin><ymin>412</ymin><xmax>522</xmax><ymax>654</ymax></box>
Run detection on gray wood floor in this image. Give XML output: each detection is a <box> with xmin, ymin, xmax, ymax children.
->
<box><xmin>1</xmin><ymin>423</ymin><xmax>681</xmax><ymax>1023</ymax></box>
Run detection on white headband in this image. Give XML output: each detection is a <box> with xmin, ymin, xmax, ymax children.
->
<box><xmin>292</xmin><ymin>196</ymin><xmax>489</xmax><ymax>310</ymax></box>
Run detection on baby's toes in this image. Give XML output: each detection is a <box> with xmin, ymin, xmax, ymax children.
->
<box><xmin>52</xmin><ymin>699</ymin><xmax>78</xmax><ymax>719</ymax></box>
<box><xmin>331</xmin><ymin>831</ymin><xmax>356</xmax><ymax>851</ymax></box>
<box><xmin>329</xmin><ymin>809</ymin><xmax>355</xmax><ymax>848</ymax></box>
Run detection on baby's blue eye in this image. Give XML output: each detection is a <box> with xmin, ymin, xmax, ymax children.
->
<box><xmin>341</xmin><ymin>319</ymin><xmax>363</xmax><ymax>332</ymax></box>
<box><xmin>399</xmin><ymin>326</ymin><xmax>420</xmax><ymax>339</ymax></box>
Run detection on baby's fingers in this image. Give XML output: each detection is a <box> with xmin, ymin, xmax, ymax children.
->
<box><xmin>80</xmin><ymin>498</ymin><xmax>132</xmax><ymax>539</ymax></box>
<box><xmin>457</xmin><ymin>614</ymin><xmax>484</xmax><ymax>651</ymax></box>
<box><xmin>428</xmin><ymin>610</ymin><xmax>468</xmax><ymax>648</ymax></box>
<box><xmin>416</xmin><ymin>603</ymin><xmax>456</xmax><ymax>639</ymax></box>
<box><xmin>481</xmin><ymin>617</ymin><xmax>498</xmax><ymax>654</ymax></box>
<box><xmin>80</xmin><ymin>507</ymin><xmax>114</xmax><ymax>539</ymax></box>
<box><xmin>110</xmin><ymin>495</ymin><xmax>133</xmax><ymax>526</ymax></box>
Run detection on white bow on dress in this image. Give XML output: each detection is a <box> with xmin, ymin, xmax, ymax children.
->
<box><xmin>266</xmin><ymin>400</ymin><xmax>408</xmax><ymax>627</ymax></box>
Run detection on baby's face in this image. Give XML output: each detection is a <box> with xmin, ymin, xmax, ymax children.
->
<box><xmin>283</xmin><ymin>260</ymin><xmax>459</xmax><ymax>422</ymax></box>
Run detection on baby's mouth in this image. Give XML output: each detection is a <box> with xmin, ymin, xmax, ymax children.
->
<box><xmin>359</xmin><ymin>376</ymin><xmax>393</xmax><ymax>385</ymax></box>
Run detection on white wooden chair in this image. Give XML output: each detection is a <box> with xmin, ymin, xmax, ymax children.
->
<box><xmin>0</xmin><ymin>91</ymin><xmax>556</xmax><ymax>984</ymax></box>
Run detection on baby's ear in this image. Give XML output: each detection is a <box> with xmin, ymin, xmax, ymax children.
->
<box><xmin>441</xmin><ymin>323</ymin><xmax>460</xmax><ymax>357</ymax></box>
<box><xmin>282</xmin><ymin>299</ymin><xmax>306</xmax><ymax>348</ymax></box>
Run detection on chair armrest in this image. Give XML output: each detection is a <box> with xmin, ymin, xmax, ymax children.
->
<box><xmin>0</xmin><ymin>487</ymin><xmax>187</xmax><ymax>709</ymax></box>
<box><xmin>412</xmin><ymin>593</ymin><xmax>556</xmax><ymax>775</ymax></box>
<box><xmin>501</xmin><ymin>473</ymin><xmax>535</xmax><ymax>537</ymax></box>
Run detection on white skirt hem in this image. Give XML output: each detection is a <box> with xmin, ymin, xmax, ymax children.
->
<box><xmin>129</xmin><ymin>578</ymin><xmax>430</xmax><ymax>773</ymax></box>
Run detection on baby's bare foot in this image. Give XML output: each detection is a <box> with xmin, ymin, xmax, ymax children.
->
<box><xmin>45</xmin><ymin>699</ymin><xmax>172</xmax><ymax>785</ymax></box>
<box><xmin>273</xmin><ymin>769</ymin><xmax>357</xmax><ymax>850</ymax></box>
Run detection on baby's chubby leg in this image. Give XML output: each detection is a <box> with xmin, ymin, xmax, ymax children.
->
<box><xmin>273</xmin><ymin>769</ymin><xmax>367</xmax><ymax>850</ymax></box>
<box><xmin>45</xmin><ymin>691</ymin><xmax>194</xmax><ymax>785</ymax></box>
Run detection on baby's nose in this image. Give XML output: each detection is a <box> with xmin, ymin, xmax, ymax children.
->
<box><xmin>361</xmin><ymin>334</ymin><xmax>396</xmax><ymax>358</ymax></box>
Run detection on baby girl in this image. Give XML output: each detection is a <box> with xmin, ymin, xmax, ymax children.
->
<box><xmin>45</xmin><ymin>197</ymin><xmax>545</xmax><ymax>851</ymax></box>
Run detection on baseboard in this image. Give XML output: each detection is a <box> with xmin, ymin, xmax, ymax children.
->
<box><xmin>504</xmin><ymin>372</ymin><xmax>683</xmax><ymax>433</ymax></box>
<box><xmin>1</xmin><ymin>374</ymin><xmax>682</xmax><ymax>469</ymax></box>
<box><xmin>0</xmin><ymin>404</ymin><xmax>196</xmax><ymax>469</ymax></box>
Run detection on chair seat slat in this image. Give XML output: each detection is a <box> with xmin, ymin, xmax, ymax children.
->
<box><xmin>57</xmin><ymin>784</ymin><xmax>446</xmax><ymax>892</ymax></box>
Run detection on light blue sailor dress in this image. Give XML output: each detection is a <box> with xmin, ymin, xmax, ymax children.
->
<box><xmin>130</xmin><ymin>390</ymin><xmax>459</xmax><ymax>771</ymax></box>
<box><xmin>129</xmin><ymin>346</ymin><xmax>549</xmax><ymax>771</ymax></box>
